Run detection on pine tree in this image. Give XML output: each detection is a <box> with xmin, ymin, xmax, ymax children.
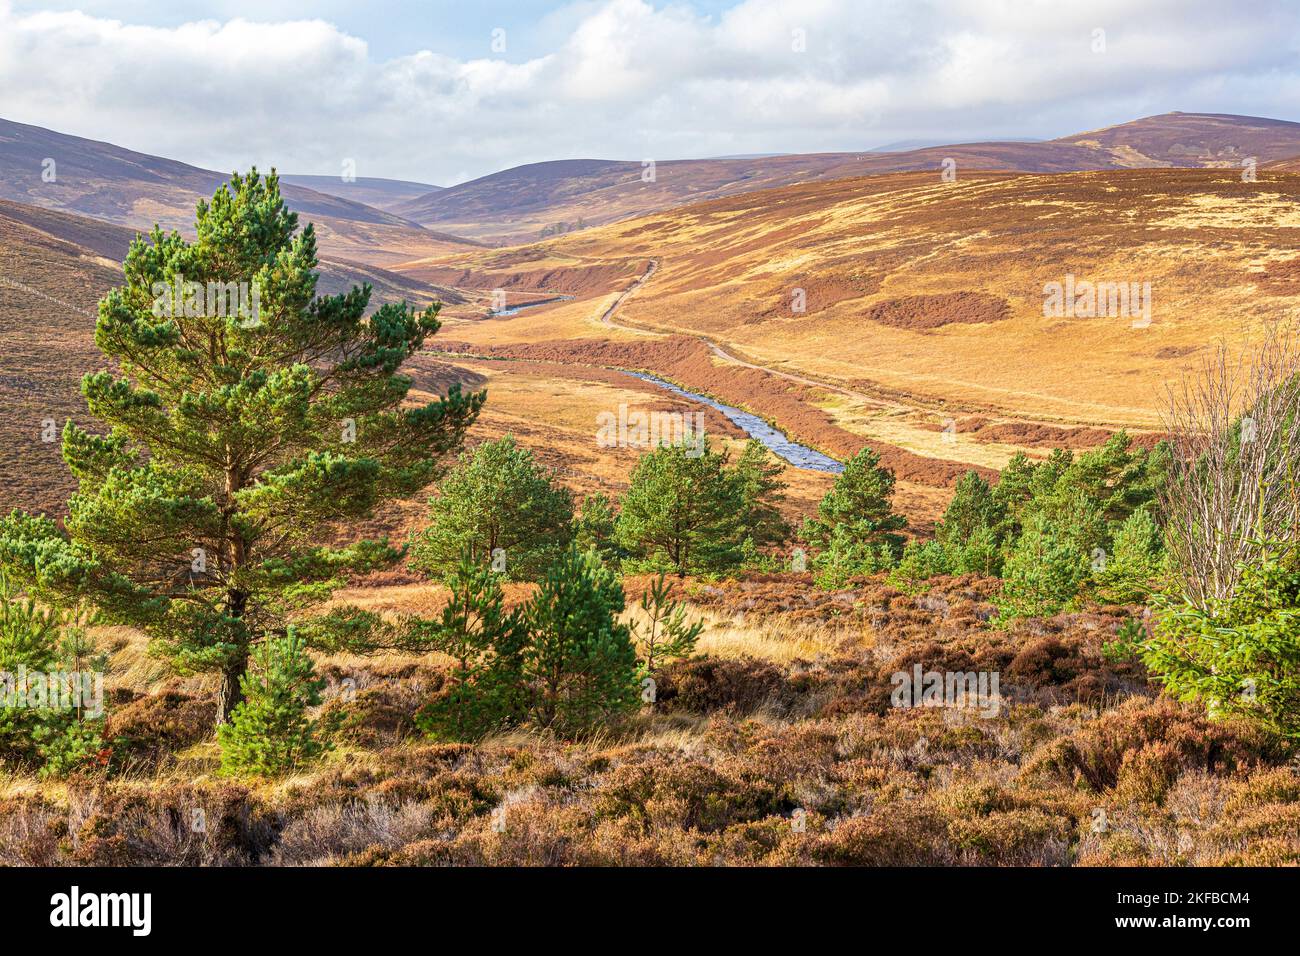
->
<box><xmin>415</xmin><ymin>554</ymin><xmax>528</xmax><ymax>740</ymax></box>
<box><xmin>410</xmin><ymin>435</ymin><xmax>574</xmax><ymax>582</ymax></box>
<box><xmin>575</xmin><ymin>493</ymin><xmax>623</xmax><ymax>566</ymax></box>
<box><xmin>996</xmin><ymin>515</ymin><xmax>1089</xmax><ymax>621</ymax></box>
<box><xmin>732</xmin><ymin>439</ymin><xmax>789</xmax><ymax>548</ymax></box>
<box><xmin>810</xmin><ymin>524</ymin><xmax>897</xmax><ymax>589</ymax></box>
<box><xmin>0</xmin><ymin>573</ymin><xmax>106</xmax><ymax>776</ymax></box>
<box><xmin>934</xmin><ymin>471</ymin><xmax>1007</xmax><ymax>576</ymax></box>
<box><xmin>615</xmin><ymin>438</ymin><xmax>746</xmax><ymax>576</ymax></box>
<box><xmin>888</xmin><ymin>539</ymin><xmax>955</xmax><ymax>592</ymax></box>
<box><xmin>523</xmin><ymin>548</ymin><xmax>640</xmax><ymax>736</ymax></box>
<box><xmin>990</xmin><ymin>451</ymin><xmax>1038</xmax><ymax>541</ymax></box>
<box><xmin>951</xmin><ymin>523</ymin><xmax>1003</xmax><ymax>576</ymax></box>
<box><xmin>218</xmin><ymin>631</ymin><xmax>329</xmax><ymax>776</ymax></box>
<box><xmin>801</xmin><ymin>447</ymin><xmax>906</xmax><ymax>586</ymax></box>
<box><xmin>1143</xmin><ymin>540</ymin><xmax>1300</xmax><ymax>741</ymax></box>
<box><xmin>0</xmin><ymin>171</ymin><xmax>483</xmax><ymax>727</ymax></box>
<box><xmin>1095</xmin><ymin>507</ymin><xmax>1164</xmax><ymax>604</ymax></box>
<box><xmin>936</xmin><ymin>471</ymin><xmax>1004</xmax><ymax>550</ymax></box>
<box><xmin>802</xmin><ymin>447</ymin><xmax>906</xmax><ymax>551</ymax></box>
<box><xmin>629</xmin><ymin>572</ymin><xmax>705</xmax><ymax>673</ymax></box>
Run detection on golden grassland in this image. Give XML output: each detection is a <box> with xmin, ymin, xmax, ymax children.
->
<box><xmin>421</xmin><ymin>168</ymin><xmax>1300</xmax><ymax>434</ymax></box>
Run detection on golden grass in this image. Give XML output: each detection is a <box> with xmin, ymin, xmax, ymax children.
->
<box><xmin>439</xmin><ymin>168</ymin><xmax>1299</xmax><ymax>436</ymax></box>
<box><xmin>686</xmin><ymin>609</ymin><xmax>853</xmax><ymax>664</ymax></box>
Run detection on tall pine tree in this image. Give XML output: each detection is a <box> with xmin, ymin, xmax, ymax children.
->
<box><xmin>0</xmin><ymin>171</ymin><xmax>483</xmax><ymax>726</ymax></box>
<box><xmin>615</xmin><ymin>437</ymin><xmax>747</xmax><ymax>576</ymax></box>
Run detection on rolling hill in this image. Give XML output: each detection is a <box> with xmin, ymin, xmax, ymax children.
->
<box><xmin>419</xmin><ymin>164</ymin><xmax>1300</xmax><ymax>493</ymax></box>
<box><xmin>279</xmin><ymin>174</ymin><xmax>444</xmax><ymax>212</ymax></box>
<box><xmin>392</xmin><ymin>147</ymin><xmax>1107</xmax><ymax>245</ymax></box>
<box><xmin>0</xmin><ymin>117</ymin><xmax>480</xmax><ymax>267</ymax></box>
<box><xmin>5</xmin><ymin>109</ymin><xmax>1300</xmax><ymax>512</ymax></box>
<box><xmin>1058</xmin><ymin>112</ymin><xmax>1300</xmax><ymax>167</ymax></box>
<box><xmin>395</xmin><ymin>112</ymin><xmax>1300</xmax><ymax>244</ymax></box>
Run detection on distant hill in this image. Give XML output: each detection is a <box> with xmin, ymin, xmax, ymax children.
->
<box><xmin>0</xmin><ymin>198</ymin><xmax>122</xmax><ymax>514</ymax></box>
<box><xmin>868</xmin><ymin>137</ymin><xmax>1044</xmax><ymax>152</ymax></box>
<box><xmin>0</xmin><ymin>117</ymin><xmax>481</xmax><ymax>267</ymax></box>
<box><xmin>395</xmin><ymin>112</ymin><xmax>1300</xmax><ymax>244</ymax></box>
<box><xmin>391</xmin><ymin>142</ymin><xmax>1109</xmax><ymax>244</ymax></box>
<box><xmin>1265</xmin><ymin>155</ymin><xmax>1300</xmax><ymax>173</ymax></box>
<box><xmin>436</xmin><ymin>164</ymin><xmax>1300</xmax><ymax>435</ymax></box>
<box><xmin>1056</xmin><ymin>112</ymin><xmax>1300</xmax><ymax>168</ymax></box>
<box><xmin>280</xmin><ymin>174</ymin><xmax>444</xmax><ymax>212</ymax></box>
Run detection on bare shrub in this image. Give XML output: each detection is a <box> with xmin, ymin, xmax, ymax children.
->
<box><xmin>270</xmin><ymin>799</ymin><xmax>436</xmax><ymax>865</ymax></box>
<box><xmin>1161</xmin><ymin>323</ymin><xmax>1300</xmax><ymax>607</ymax></box>
<box><xmin>0</xmin><ymin>797</ymin><xmax>67</xmax><ymax>866</ymax></box>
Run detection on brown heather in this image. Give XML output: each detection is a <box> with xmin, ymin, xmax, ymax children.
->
<box><xmin>1</xmin><ymin>572</ymin><xmax>1295</xmax><ymax>867</ymax></box>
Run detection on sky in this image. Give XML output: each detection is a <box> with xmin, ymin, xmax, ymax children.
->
<box><xmin>1</xmin><ymin>0</ymin><xmax>1298</xmax><ymax>186</ymax></box>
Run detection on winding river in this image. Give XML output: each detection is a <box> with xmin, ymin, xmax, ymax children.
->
<box><xmin>624</xmin><ymin>371</ymin><xmax>845</xmax><ymax>474</ymax></box>
<box><xmin>489</xmin><ymin>294</ymin><xmax>575</xmax><ymax>317</ymax></box>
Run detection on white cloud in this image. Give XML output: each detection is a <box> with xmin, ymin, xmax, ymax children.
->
<box><xmin>0</xmin><ymin>0</ymin><xmax>1297</xmax><ymax>184</ymax></box>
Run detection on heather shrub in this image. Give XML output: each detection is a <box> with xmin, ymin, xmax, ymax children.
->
<box><xmin>700</xmin><ymin>817</ymin><xmax>803</xmax><ymax>865</ymax></box>
<box><xmin>813</xmin><ymin>803</ymin><xmax>951</xmax><ymax>865</ymax></box>
<box><xmin>947</xmin><ymin>809</ymin><xmax>1073</xmax><ymax>865</ymax></box>
<box><xmin>655</xmin><ymin>656</ymin><xmax>785</xmax><ymax>714</ymax></box>
<box><xmin>593</xmin><ymin>759</ymin><xmax>784</xmax><ymax>835</ymax></box>
<box><xmin>105</xmin><ymin>692</ymin><xmax>215</xmax><ymax>773</ymax></box>
<box><xmin>1005</xmin><ymin>636</ymin><xmax>1082</xmax><ymax>687</ymax></box>
<box><xmin>1113</xmin><ymin>741</ymin><xmax>1184</xmax><ymax>805</ymax></box>
<box><xmin>70</xmin><ymin>784</ymin><xmax>274</xmax><ymax>866</ymax></box>
<box><xmin>269</xmin><ymin>800</ymin><xmax>437</xmax><ymax>865</ymax></box>
<box><xmin>0</xmin><ymin>795</ymin><xmax>66</xmax><ymax>866</ymax></box>
<box><xmin>1222</xmin><ymin>766</ymin><xmax>1300</xmax><ymax>813</ymax></box>
<box><xmin>321</xmin><ymin>686</ymin><xmax>420</xmax><ymax>749</ymax></box>
<box><xmin>1023</xmin><ymin>698</ymin><xmax>1280</xmax><ymax>794</ymax></box>
<box><xmin>1204</xmin><ymin>802</ymin><xmax>1300</xmax><ymax>865</ymax></box>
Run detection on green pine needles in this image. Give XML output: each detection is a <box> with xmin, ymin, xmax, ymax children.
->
<box><xmin>218</xmin><ymin>631</ymin><xmax>329</xmax><ymax>776</ymax></box>
<box><xmin>0</xmin><ymin>170</ymin><xmax>483</xmax><ymax>729</ymax></box>
<box><xmin>416</xmin><ymin>548</ymin><xmax>643</xmax><ymax>741</ymax></box>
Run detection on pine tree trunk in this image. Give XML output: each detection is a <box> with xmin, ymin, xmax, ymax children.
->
<box><xmin>215</xmin><ymin>655</ymin><xmax>247</xmax><ymax>727</ymax></box>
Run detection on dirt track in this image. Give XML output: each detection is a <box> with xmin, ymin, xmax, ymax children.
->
<box><xmin>600</xmin><ymin>257</ymin><xmax>896</xmax><ymax>411</ymax></box>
